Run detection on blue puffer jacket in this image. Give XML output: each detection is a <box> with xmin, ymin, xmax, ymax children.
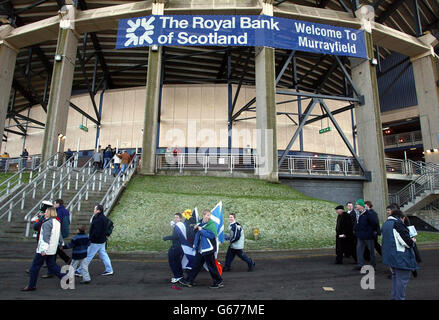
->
<box><xmin>355</xmin><ymin>209</ymin><xmax>380</xmax><ymax>240</ymax></box>
<box><xmin>381</xmin><ymin>216</ymin><xmax>417</xmax><ymax>271</ymax></box>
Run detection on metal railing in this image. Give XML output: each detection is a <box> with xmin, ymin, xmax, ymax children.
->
<box><xmin>0</xmin><ymin>153</ymin><xmax>90</xmax><ymax>223</ymax></box>
<box><xmin>278</xmin><ymin>155</ymin><xmax>363</xmax><ymax>176</ymax></box>
<box><xmin>156</xmin><ymin>153</ymin><xmax>256</xmax><ymax>174</ymax></box>
<box><xmin>383</xmin><ymin>130</ymin><xmax>423</xmax><ymax>148</ymax></box>
<box><xmin>155</xmin><ymin>153</ymin><xmax>364</xmax><ymax>176</ymax></box>
<box><xmin>388</xmin><ymin>171</ymin><xmax>439</xmax><ymax>209</ymax></box>
<box><xmin>101</xmin><ymin>154</ymin><xmax>139</xmax><ymax>217</ymax></box>
<box><xmin>65</xmin><ymin>157</ymin><xmax>116</xmax><ymax>222</ymax></box>
<box><xmin>23</xmin><ymin>157</ymin><xmax>94</xmax><ymax>237</ymax></box>
<box><xmin>0</xmin><ymin>155</ymin><xmax>42</xmax><ymax>173</ymax></box>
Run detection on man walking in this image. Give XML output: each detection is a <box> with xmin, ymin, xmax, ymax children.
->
<box><xmin>346</xmin><ymin>201</ymin><xmax>358</xmax><ymax>263</ymax></box>
<box><xmin>223</xmin><ymin>213</ymin><xmax>255</xmax><ymax>272</ymax></box>
<box><xmin>163</xmin><ymin>213</ymin><xmax>185</xmax><ymax>283</ymax></box>
<box><xmin>77</xmin><ymin>204</ymin><xmax>113</xmax><ymax>277</ymax></box>
<box><xmin>365</xmin><ymin>200</ymin><xmax>382</xmax><ymax>256</ymax></box>
<box><xmin>179</xmin><ymin>210</ymin><xmax>223</xmax><ymax>289</ymax></box>
<box><xmin>334</xmin><ymin>205</ymin><xmax>355</xmax><ymax>264</ymax></box>
<box><xmin>354</xmin><ymin>199</ymin><xmax>380</xmax><ymax>271</ymax></box>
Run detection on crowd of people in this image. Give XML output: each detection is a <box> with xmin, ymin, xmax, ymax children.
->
<box><xmin>333</xmin><ymin>199</ymin><xmax>420</xmax><ymax>300</ymax></box>
<box><xmin>163</xmin><ymin>210</ymin><xmax>255</xmax><ymax>289</ymax></box>
<box><xmin>19</xmin><ymin>191</ymin><xmax>420</xmax><ymax>300</ymax></box>
<box><xmin>92</xmin><ymin>145</ymin><xmax>133</xmax><ymax>175</ymax></box>
<box><xmin>21</xmin><ymin>200</ymin><xmax>113</xmax><ymax>291</ymax></box>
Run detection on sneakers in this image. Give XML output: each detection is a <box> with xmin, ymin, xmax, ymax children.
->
<box><xmin>209</xmin><ymin>282</ymin><xmax>224</xmax><ymax>289</ymax></box>
<box><xmin>248</xmin><ymin>261</ymin><xmax>256</xmax><ymax>272</ymax></box>
<box><xmin>178</xmin><ymin>279</ymin><xmax>193</xmax><ymax>287</ymax></box>
<box><xmin>171</xmin><ymin>277</ymin><xmax>183</xmax><ymax>284</ymax></box>
<box><xmin>21</xmin><ymin>286</ymin><xmax>36</xmax><ymax>292</ymax></box>
<box><xmin>41</xmin><ymin>274</ymin><xmax>54</xmax><ymax>279</ymax></box>
<box><xmin>101</xmin><ymin>271</ymin><xmax>114</xmax><ymax>276</ymax></box>
<box><xmin>80</xmin><ymin>280</ymin><xmax>91</xmax><ymax>284</ymax></box>
<box><xmin>75</xmin><ymin>272</ymin><xmax>82</xmax><ymax>277</ymax></box>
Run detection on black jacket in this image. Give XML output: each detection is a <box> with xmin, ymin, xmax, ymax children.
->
<box><xmin>336</xmin><ymin>212</ymin><xmax>354</xmax><ymax>238</ymax></box>
<box><xmin>89</xmin><ymin>212</ymin><xmax>108</xmax><ymax>244</ymax></box>
<box><xmin>163</xmin><ymin>227</ymin><xmax>181</xmax><ymax>248</ymax></box>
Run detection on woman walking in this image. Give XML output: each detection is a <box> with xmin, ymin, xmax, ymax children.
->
<box><xmin>21</xmin><ymin>207</ymin><xmax>65</xmax><ymax>291</ymax></box>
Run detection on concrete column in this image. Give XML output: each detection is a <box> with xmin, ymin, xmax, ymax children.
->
<box><xmin>140</xmin><ymin>1</ymin><xmax>164</xmax><ymax>175</ymax></box>
<box><xmin>350</xmin><ymin>32</ymin><xmax>388</xmax><ymax>221</ymax></box>
<box><xmin>411</xmin><ymin>52</ymin><xmax>439</xmax><ymax>164</ymax></box>
<box><xmin>41</xmin><ymin>5</ymin><xmax>78</xmax><ymax>161</ymax></box>
<box><xmin>0</xmin><ymin>42</ymin><xmax>18</xmax><ymax>153</ymax></box>
<box><xmin>255</xmin><ymin>0</ymin><xmax>278</xmax><ymax>182</ymax></box>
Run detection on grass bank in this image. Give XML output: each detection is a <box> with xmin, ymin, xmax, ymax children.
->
<box><xmin>104</xmin><ymin>175</ymin><xmax>439</xmax><ymax>252</ymax></box>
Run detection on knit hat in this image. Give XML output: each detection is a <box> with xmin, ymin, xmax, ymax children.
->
<box><xmin>356</xmin><ymin>199</ymin><xmax>365</xmax><ymax>207</ymax></box>
<box><xmin>335</xmin><ymin>205</ymin><xmax>344</xmax><ymax>210</ymax></box>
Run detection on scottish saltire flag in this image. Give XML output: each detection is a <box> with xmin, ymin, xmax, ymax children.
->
<box><xmin>174</xmin><ymin>222</ymin><xmax>195</xmax><ymax>270</ymax></box>
<box><xmin>210</xmin><ymin>201</ymin><xmax>225</xmax><ymax>244</ymax></box>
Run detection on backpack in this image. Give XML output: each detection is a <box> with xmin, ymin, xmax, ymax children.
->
<box><xmin>105</xmin><ymin>218</ymin><xmax>114</xmax><ymax>237</ymax></box>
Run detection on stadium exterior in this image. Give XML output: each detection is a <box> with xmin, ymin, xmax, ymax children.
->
<box><xmin>1</xmin><ymin>0</ymin><xmax>439</xmax><ymax>219</ymax></box>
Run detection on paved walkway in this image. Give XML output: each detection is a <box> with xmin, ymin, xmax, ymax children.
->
<box><xmin>1</xmin><ymin>240</ymin><xmax>439</xmax><ymax>300</ymax></box>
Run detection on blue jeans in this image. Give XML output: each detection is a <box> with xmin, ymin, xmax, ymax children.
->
<box><xmin>77</xmin><ymin>242</ymin><xmax>113</xmax><ymax>274</ymax></box>
<box><xmin>103</xmin><ymin>158</ymin><xmax>111</xmax><ymax>169</ymax></box>
<box><xmin>121</xmin><ymin>164</ymin><xmax>128</xmax><ymax>173</ymax></box>
<box><xmin>28</xmin><ymin>253</ymin><xmax>64</xmax><ymax>288</ymax></box>
<box><xmin>391</xmin><ymin>268</ymin><xmax>411</xmax><ymax>300</ymax></box>
<box><xmin>114</xmin><ymin>163</ymin><xmax>120</xmax><ymax>175</ymax></box>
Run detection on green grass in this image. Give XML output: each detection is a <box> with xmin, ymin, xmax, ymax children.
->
<box><xmin>0</xmin><ymin>172</ymin><xmax>30</xmax><ymax>192</ymax></box>
<box><xmin>107</xmin><ymin>175</ymin><xmax>439</xmax><ymax>253</ymax></box>
<box><xmin>107</xmin><ymin>175</ymin><xmax>339</xmax><ymax>252</ymax></box>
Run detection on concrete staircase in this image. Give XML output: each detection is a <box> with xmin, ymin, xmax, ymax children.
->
<box><xmin>390</xmin><ymin>170</ymin><xmax>439</xmax><ymax>215</ymax></box>
<box><xmin>400</xmin><ymin>190</ymin><xmax>439</xmax><ymax>215</ymax></box>
<box><xmin>0</xmin><ymin>164</ymin><xmax>115</xmax><ymax>242</ymax></box>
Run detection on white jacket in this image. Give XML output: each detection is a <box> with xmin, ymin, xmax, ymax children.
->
<box><xmin>36</xmin><ymin>218</ymin><xmax>62</xmax><ymax>255</ymax></box>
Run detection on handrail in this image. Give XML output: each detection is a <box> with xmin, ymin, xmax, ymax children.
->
<box><xmin>0</xmin><ymin>153</ymin><xmax>88</xmax><ymax>222</ymax></box>
<box><xmin>0</xmin><ymin>153</ymin><xmax>59</xmax><ymax>201</ymax></box>
<box><xmin>66</xmin><ymin>156</ymin><xmax>115</xmax><ymax>220</ymax></box>
<box><xmin>0</xmin><ymin>153</ymin><xmax>67</xmax><ymax>221</ymax></box>
<box><xmin>100</xmin><ymin>154</ymin><xmax>139</xmax><ymax>216</ymax></box>
<box><xmin>23</xmin><ymin>157</ymin><xmax>94</xmax><ymax>237</ymax></box>
<box><xmin>389</xmin><ymin>171</ymin><xmax>439</xmax><ymax>209</ymax></box>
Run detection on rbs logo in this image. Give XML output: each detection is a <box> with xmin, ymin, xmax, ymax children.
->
<box><xmin>124</xmin><ymin>17</ymin><xmax>155</xmax><ymax>47</ymax></box>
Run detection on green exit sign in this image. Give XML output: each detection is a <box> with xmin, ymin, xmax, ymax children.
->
<box><xmin>79</xmin><ymin>124</ymin><xmax>88</xmax><ymax>132</ymax></box>
<box><xmin>319</xmin><ymin>127</ymin><xmax>332</xmax><ymax>134</ymax></box>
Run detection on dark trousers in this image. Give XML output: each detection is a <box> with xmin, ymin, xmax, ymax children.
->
<box><xmin>28</xmin><ymin>253</ymin><xmax>64</xmax><ymax>288</ymax></box>
<box><xmin>225</xmin><ymin>247</ymin><xmax>253</xmax><ymax>269</ymax></box>
<box><xmin>168</xmin><ymin>246</ymin><xmax>184</xmax><ymax>278</ymax></box>
<box><xmin>186</xmin><ymin>251</ymin><xmax>222</xmax><ymax>285</ymax></box>
<box><xmin>335</xmin><ymin>237</ymin><xmax>344</xmax><ymax>263</ymax></box>
<box><xmin>48</xmin><ymin>246</ymin><xmax>71</xmax><ymax>275</ymax></box>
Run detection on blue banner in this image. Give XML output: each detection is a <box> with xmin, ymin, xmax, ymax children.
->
<box><xmin>116</xmin><ymin>15</ymin><xmax>367</xmax><ymax>59</ymax></box>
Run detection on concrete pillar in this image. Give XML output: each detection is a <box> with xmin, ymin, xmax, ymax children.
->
<box><xmin>411</xmin><ymin>52</ymin><xmax>439</xmax><ymax>164</ymax></box>
<box><xmin>255</xmin><ymin>0</ymin><xmax>278</xmax><ymax>182</ymax></box>
<box><xmin>0</xmin><ymin>42</ymin><xmax>18</xmax><ymax>153</ymax></box>
<box><xmin>41</xmin><ymin>5</ymin><xmax>78</xmax><ymax>161</ymax></box>
<box><xmin>350</xmin><ymin>31</ymin><xmax>388</xmax><ymax>221</ymax></box>
<box><xmin>140</xmin><ymin>1</ymin><xmax>164</xmax><ymax>175</ymax></box>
